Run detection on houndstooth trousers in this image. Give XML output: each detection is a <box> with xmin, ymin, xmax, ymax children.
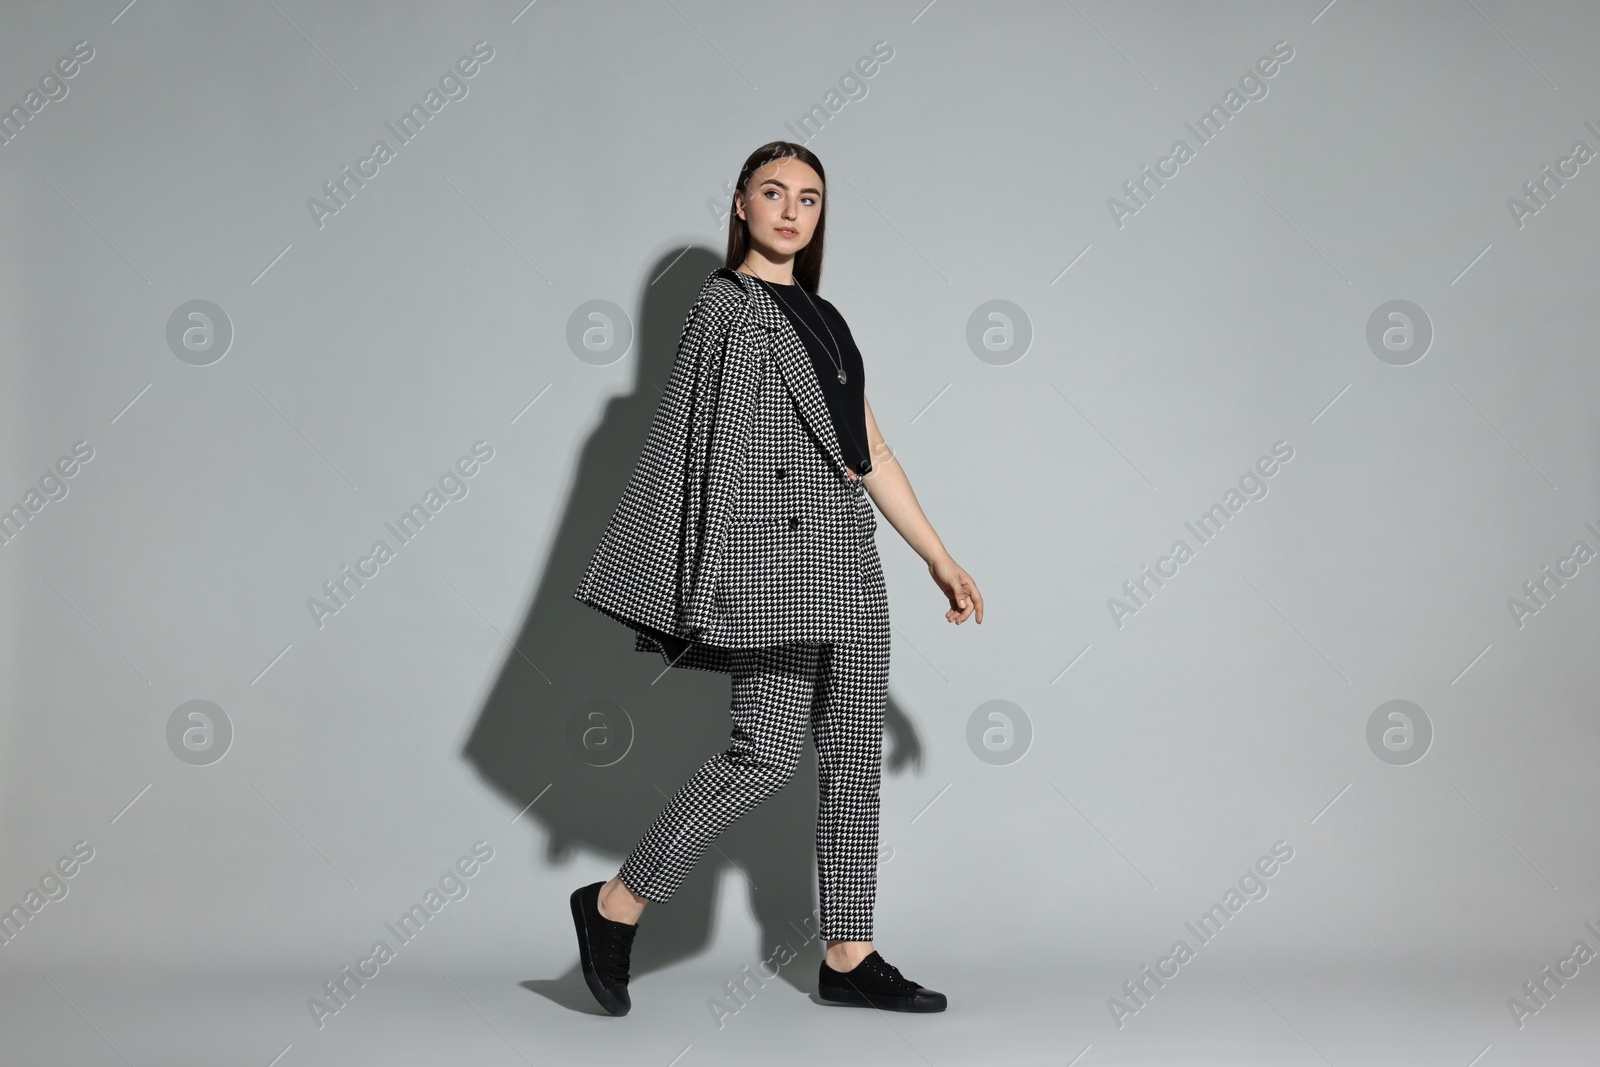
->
<box><xmin>617</xmin><ymin>477</ymin><xmax>891</xmax><ymax>941</ymax></box>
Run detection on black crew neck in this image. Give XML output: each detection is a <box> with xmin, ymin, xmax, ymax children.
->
<box><xmin>730</xmin><ymin>269</ymin><xmax>797</xmax><ymax>289</ymax></box>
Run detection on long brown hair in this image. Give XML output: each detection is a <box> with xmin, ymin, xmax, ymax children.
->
<box><xmin>724</xmin><ymin>141</ymin><xmax>828</xmax><ymax>292</ymax></box>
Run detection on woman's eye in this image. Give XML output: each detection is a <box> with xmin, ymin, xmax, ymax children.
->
<box><xmin>761</xmin><ymin>190</ymin><xmax>819</xmax><ymax>205</ymax></box>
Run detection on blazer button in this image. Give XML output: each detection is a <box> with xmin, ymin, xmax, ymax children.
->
<box><xmin>775</xmin><ymin>467</ymin><xmax>786</xmax><ymax>479</ymax></box>
<box><xmin>787</xmin><ymin>516</ymin><xmax>799</xmax><ymax>530</ymax></box>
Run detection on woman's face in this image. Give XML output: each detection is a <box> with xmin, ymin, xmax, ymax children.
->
<box><xmin>736</xmin><ymin>157</ymin><xmax>824</xmax><ymax>262</ymax></box>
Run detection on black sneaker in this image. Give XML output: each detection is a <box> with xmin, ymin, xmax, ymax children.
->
<box><xmin>570</xmin><ymin>880</ymin><xmax>638</xmax><ymax>1016</ymax></box>
<box><xmin>818</xmin><ymin>950</ymin><xmax>947</xmax><ymax>1012</ymax></box>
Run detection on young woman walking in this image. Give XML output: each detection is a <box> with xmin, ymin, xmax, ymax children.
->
<box><xmin>570</xmin><ymin>141</ymin><xmax>983</xmax><ymax>1016</ymax></box>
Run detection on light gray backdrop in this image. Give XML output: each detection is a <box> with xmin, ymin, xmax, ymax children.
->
<box><xmin>2</xmin><ymin>1</ymin><xmax>1598</xmax><ymax>1064</ymax></box>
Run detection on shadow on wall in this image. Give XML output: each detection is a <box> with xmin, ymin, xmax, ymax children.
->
<box><xmin>461</xmin><ymin>246</ymin><xmax>924</xmax><ymax>993</ymax></box>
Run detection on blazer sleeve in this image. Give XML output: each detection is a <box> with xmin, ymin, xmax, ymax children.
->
<box><xmin>679</xmin><ymin>288</ymin><xmax>761</xmax><ymax>638</ymax></box>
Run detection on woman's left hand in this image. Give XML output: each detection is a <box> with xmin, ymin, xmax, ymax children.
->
<box><xmin>929</xmin><ymin>557</ymin><xmax>983</xmax><ymax>625</ymax></box>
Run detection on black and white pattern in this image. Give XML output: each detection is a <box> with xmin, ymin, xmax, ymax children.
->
<box><xmin>616</xmin><ymin>635</ymin><xmax>891</xmax><ymax>941</ymax></box>
<box><xmin>573</xmin><ymin>267</ymin><xmax>884</xmax><ymax>668</ymax></box>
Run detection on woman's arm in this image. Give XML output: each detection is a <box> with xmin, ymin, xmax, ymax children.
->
<box><xmin>858</xmin><ymin>394</ymin><xmax>984</xmax><ymax>625</ymax></box>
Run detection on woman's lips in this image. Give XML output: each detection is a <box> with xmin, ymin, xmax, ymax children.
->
<box><xmin>777</xmin><ymin>228</ymin><xmax>798</xmax><ymax>237</ymax></box>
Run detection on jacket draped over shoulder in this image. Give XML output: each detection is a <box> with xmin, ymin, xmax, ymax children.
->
<box><xmin>573</xmin><ymin>267</ymin><xmax>883</xmax><ymax>674</ymax></box>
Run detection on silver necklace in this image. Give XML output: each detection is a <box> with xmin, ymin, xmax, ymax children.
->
<box><xmin>741</xmin><ymin>268</ymin><xmax>847</xmax><ymax>384</ymax></box>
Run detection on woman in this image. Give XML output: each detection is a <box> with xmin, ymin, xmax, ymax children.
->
<box><xmin>570</xmin><ymin>141</ymin><xmax>983</xmax><ymax>1016</ymax></box>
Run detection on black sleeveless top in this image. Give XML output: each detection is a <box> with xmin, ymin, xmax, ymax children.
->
<box><xmin>718</xmin><ymin>268</ymin><xmax>871</xmax><ymax>474</ymax></box>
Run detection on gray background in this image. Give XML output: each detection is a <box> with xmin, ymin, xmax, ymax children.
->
<box><xmin>2</xmin><ymin>0</ymin><xmax>1598</xmax><ymax>1063</ymax></box>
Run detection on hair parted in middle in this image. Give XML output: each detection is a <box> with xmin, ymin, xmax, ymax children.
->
<box><xmin>724</xmin><ymin>141</ymin><xmax>828</xmax><ymax>293</ymax></box>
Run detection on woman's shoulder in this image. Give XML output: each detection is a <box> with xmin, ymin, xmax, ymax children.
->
<box><xmin>812</xmin><ymin>290</ymin><xmax>854</xmax><ymax>331</ymax></box>
<box><xmin>677</xmin><ymin>269</ymin><xmax>753</xmax><ymax>340</ymax></box>
<box><xmin>698</xmin><ymin>267</ymin><xmax>750</xmax><ymax>306</ymax></box>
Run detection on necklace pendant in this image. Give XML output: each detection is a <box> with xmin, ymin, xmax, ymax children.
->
<box><xmin>837</xmin><ymin>368</ymin><xmax>847</xmax><ymax>384</ymax></box>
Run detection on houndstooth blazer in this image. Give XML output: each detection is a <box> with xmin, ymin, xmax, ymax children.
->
<box><xmin>573</xmin><ymin>267</ymin><xmax>886</xmax><ymax>672</ymax></box>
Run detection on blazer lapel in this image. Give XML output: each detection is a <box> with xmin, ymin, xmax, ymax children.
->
<box><xmin>728</xmin><ymin>271</ymin><xmax>850</xmax><ymax>479</ymax></box>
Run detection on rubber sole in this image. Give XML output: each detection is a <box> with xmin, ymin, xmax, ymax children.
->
<box><xmin>818</xmin><ymin>984</ymin><xmax>948</xmax><ymax>1012</ymax></box>
<box><xmin>570</xmin><ymin>883</ymin><xmax>629</xmax><ymax>1016</ymax></box>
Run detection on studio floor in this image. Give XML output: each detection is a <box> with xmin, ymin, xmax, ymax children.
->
<box><xmin>0</xmin><ymin>963</ymin><xmax>1594</xmax><ymax>1067</ymax></box>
